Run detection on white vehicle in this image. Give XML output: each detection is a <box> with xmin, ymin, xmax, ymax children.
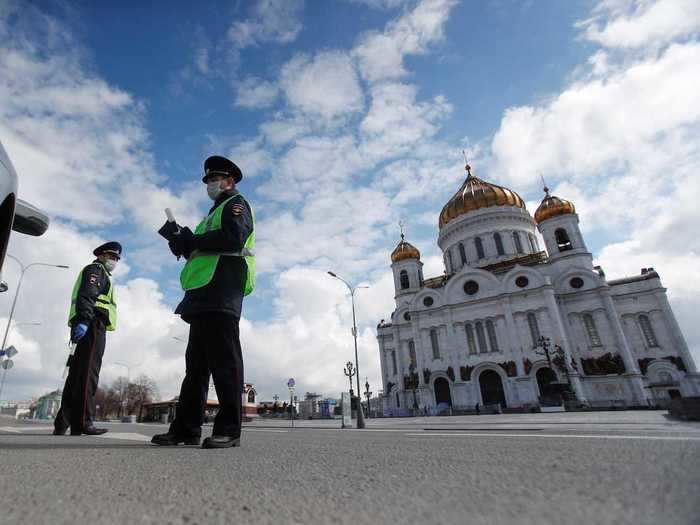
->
<box><xmin>0</xmin><ymin>140</ymin><xmax>49</xmax><ymax>291</ymax></box>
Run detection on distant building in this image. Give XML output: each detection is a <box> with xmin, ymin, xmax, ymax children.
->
<box><xmin>31</xmin><ymin>390</ymin><xmax>62</xmax><ymax>419</ymax></box>
<box><xmin>377</xmin><ymin>165</ymin><xmax>699</xmax><ymax>414</ymax></box>
<box><xmin>298</xmin><ymin>392</ymin><xmax>323</xmax><ymax>419</ymax></box>
<box><xmin>141</xmin><ymin>383</ymin><xmax>259</xmax><ymax>422</ymax></box>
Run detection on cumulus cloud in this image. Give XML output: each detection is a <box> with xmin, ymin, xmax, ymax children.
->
<box><xmin>235</xmin><ymin>76</ymin><xmax>279</xmax><ymax>109</ymax></box>
<box><xmin>280</xmin><ymin>51</ymin><xmax>365</xmax><ymax>121</ymax></box>
<box><xmin>228</xmin><ymin>0</ymin><xmax>305</xmax><ymax>49</ymax></box>
<box><xmin>354</xmin><ymin>0</ymin><xmax>457</xmax><ymax>82</ymax></box>
<box><xmin>579</xmin><ymin>0</ymin><xmax>700</xmax><ymax>49</ymax></box>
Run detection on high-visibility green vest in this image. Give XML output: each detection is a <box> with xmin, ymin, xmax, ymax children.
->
<box><xmin>179</xmin><ymin>194</ymin><xmax>255</xmax><ymax>295</ymax></box>
<box><xmin>68</xmin><ymin>263</ymin><xmax>117</xmax><ymax>331</ymax></box>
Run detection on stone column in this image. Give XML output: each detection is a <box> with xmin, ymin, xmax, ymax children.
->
<box><xmin>502</xmin><ymin>298</ymin><xmax>524</xmax><ymax>376</ymax></box>
<box><xmin>600</xmin><ymin>290</ymin><xmax>649</xmax><ymax>404</ymax></box>
<box><xmin>543</xmin><ymin>286</ymin><xmax>588</xmax><ymax>403</ymax></box>
<box><xmin>655</xmin><ymin>291</ymin><xmax>698</xmax><ymax>374</ymax></box>
<box><xmin>376</xmin><ymin>331</ymin><xmax>388</xmax><ymax>394</ymax></box>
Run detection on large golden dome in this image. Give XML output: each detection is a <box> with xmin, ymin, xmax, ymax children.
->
<box><xmin>534</xmin><ymin>186</ymin><xmax>576</xmax><ymax>224</ymax></box>
<box><xmin>439</xmin><ymin>165</ymin><xmax>526</xmax><ymax>229</ymax></box>
<box><xmin>391</xmin><ymin>234</ymin><xmax>420</xmax><ymax>263</ymax></box>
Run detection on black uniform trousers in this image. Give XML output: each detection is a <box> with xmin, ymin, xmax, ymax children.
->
<box><xmin>169</xmin><ymin>313</ymin><xmax>244</xmax><ymax>438</ymax></box>
<box><xmin>55</xmin><ymin>320</ymin><xmax>106</xmax><ymax>433</ymax></box>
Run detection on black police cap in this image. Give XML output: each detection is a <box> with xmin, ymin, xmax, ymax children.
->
<box><xmin>93</xmin><ymin>241</ymin><xmax>122</xmax><ymax>259</ymax></box>
<box><xmin>203</xmin><ymin>155</ymin><xmax>243</xmax><ymax>183</ymax></box>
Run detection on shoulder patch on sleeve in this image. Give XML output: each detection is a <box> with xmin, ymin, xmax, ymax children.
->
<box><xmin>88</xmin><ymin>273</ymin><xmax>99</xmax><ymax>285</ymax></box>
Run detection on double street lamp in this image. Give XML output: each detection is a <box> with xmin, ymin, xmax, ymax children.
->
<box><xmin>0</xmin><ymin>255</ymin><xmax>68</xmax><ymax>401</ymax></box>
<box><xmin>329</xmin><ymin>271</ymin><xmax>368</xmax><ymax>429</ymax></box>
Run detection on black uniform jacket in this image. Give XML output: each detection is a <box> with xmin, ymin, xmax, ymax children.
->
<box><xmin>175</xmin><ymin>190</ymin><xmax>253</xmax><ymax>321</ymax></box>
<box><xmin>72</xmin><ymin>261</ymin><xmax>111</xmax><ymax>326</ymax></box>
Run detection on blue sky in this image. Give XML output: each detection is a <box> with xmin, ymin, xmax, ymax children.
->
<box><xmin>1</xmin><ymin>0</ymin><xmax>699</xmax><ymax>402</ymax></box>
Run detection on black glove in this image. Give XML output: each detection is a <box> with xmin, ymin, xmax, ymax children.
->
<box><xmin>172</xmin><ymin>227</ymin><xmax>194</xmax><ymax>259</ymax></box>
<box><xmin>168</xmin><ymin>239</ymin><xmax>182</xmax><ymax>257</ymax></box>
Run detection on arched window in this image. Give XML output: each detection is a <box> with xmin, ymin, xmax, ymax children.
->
<box><xmin>399</xmin><ymin>270</ymin><xmax>409</xmax><ymax>290</ymax></box>
<box><xmin>396</xmin><ymin>391</ymin><xmax>400</xmax><ymax>408</ymax></box>
<box><xmin>408</xmin><ymin>340</ymin><xmax>417</xmax><ymax>367</ymax></box>
<box><xmin>247</xmin><ymin>390</ymin><xmax>256</xmax><ymax>403</ymax></box>
<box><xmin>475</xmin><ymin>237</ymin><xmax>485</xmax><ymax>259</ymax></box>
<box><xmin>528</xmin><ymin>233</ymin><xmax>538</xmax><ymax>253</ymax></box>
<box><xmin>465</xmin><ymin>324</ymin><xmax>477</xmax><ymax>355</ymax></box>
<box><xmin>638</xmin><ymin>315</ymin><xmax>658</xmax><ymax>347</ymax></box>
<box><xmin>527</xmin><ymin>313</ymin><xmax>541</xmax><ymax>347</ymax></box>
<box><xmin>475</xmin><ymin>322</ymin><xmax>488</xmax><ymax>353</ymax></box>
<box><xmin>486</xmin><ymin>320</ymin><xmax>499</xmax><ymax>352</ymax></box>
<box><xmin>430</xmin><ymin>329</ymin><xmax>440</xmax><ymax>359</ymax></box>
<box><xmin>513</xmin><ymin>232</ymin><xmax>524</xmax><ymax>254</ymax></box>
<box><xmin>459</xmin><ymin>243</ymin><xmax>467</xmax><ymax>265</ymax></box>
<box><xmin>555</xmin><ymin>228</ymin><xmax>572</xmax><ymax>251</ymax></box>
<box><xmin>391</xmin><ymin>350</ymin><xmax>397</xmax><ymax>375</ymax></box>
<box><xmin>583</xmin><ymin>314</ymin><xmax>601</xmax><ymax>347</ymax></box>
<box><xmin>494</xmin><ymin>233</ymin><xmax>505</xmax><ymax>256</ymax></box>
<box><xmin>446</xmin><ymin>249</ymin><xmax>454</xmax><ymax>273</ymax></box>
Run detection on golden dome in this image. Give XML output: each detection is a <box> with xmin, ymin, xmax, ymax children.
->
<box><xmin>534</xmin><ymin>186</ymin><xmax>576</xmax><ymax>224</ymax></box>
<box><xmin>391</xmin><ymin>234</ymin><xmax>420</xmax><ymax>263</ymax></box>
<box><xmin>439</xmin><ymin>165</ymin><xmax>526</xmax><ymax>229</ymax></box>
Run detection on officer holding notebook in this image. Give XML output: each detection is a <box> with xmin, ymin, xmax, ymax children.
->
<box><xmin>153</xmin><ymin>155</ymin><xmax>255</xmax><ymax>449</ymax></box>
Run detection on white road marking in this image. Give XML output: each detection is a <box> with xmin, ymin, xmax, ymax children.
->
<box><xmin>244</xmin><ymin>429</ymin><xmax>288</xmax><ymax>433</ymax></box>
<box><xmin>406</xmin><ymin>432</ymin><xmax>700</xmax><ymax>441</ymax></box>
<box><xmin>95</xmin><ymin>432</ymin><xmax>151</xmax><ymax>442</ymax></box>
<box><xmin>0</xmin><ymin>426</ymin><xmax>54</xmax><ymax>433</ymax></box>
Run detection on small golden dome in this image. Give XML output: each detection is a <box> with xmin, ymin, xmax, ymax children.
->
<box><xmin>439</xmin><ymin>164</ymin><xmax>526</xmax><ymax>229</ymax></box>
<box><xmin>391</xmin><ymin>234</ymin><xmax>420</xmax><ymax>263</ymax></box>
<box><xmin>534</xmin><ymin>186</ymin><xmax>576</xmax><ymax>224</ymax></box>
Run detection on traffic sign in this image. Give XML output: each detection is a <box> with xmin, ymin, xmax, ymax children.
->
<box><xmin>2</xmin><ymin>359</ymin><xmax>14</xmax><ymax>370</ymax></box>
<box><xmin>287</xmin><ymin>378</ymin><xmax>295</xmax><ymax>388</ymax></box>
<box><xmin>5</xmin><ymin>346</ymin><xmax>17</xmax><ymax>358</ymax></box>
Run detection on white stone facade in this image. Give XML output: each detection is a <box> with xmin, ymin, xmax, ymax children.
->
<box><xmin>377</xmin><ymin>189</ymin><xmax>699</xmax><ymax>415</ymax></box>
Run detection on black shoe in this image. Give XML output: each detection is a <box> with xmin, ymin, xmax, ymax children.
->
<box><xmin>151</xmin><ymin>432</ymin><xmax>201</xmax><ymax>446</ymax></box>
<box><xmin>71</xmin><ymin>426</ymin><xmax>108</xmax><ymax>436</ymax></box>
<box><xmin>53</xmin><ymin>427</ymin><xmax>68</xmax><ymax>436</ymax></box>
<box><xmin>201</xmin><ymin>435</ymin><xmax>240</xmax><ymax>449</ymax></box>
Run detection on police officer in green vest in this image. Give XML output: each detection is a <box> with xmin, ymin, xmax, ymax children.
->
<box><xmin>153</xmin><ymin>155</ymin><xmax>254</xmax><ymax>449</ymax></box>
<box><xmin>54</xmin><ymin>242</ymin><xmax>120</xmax><ymax>436</ymax></box>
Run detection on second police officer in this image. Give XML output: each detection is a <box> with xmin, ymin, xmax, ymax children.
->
<box><xmin>54</xmin><ymin>242</ymin><xmax>121</xmax><ymax>436</ymax></box>
<box><xmin>152</xmin><ymin>155</ymin><xmax>255</xmax><ymax>449</ymax></box>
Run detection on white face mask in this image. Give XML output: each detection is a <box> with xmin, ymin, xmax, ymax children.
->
<box><xmin>104</xmin><ymin>259</ymin><xmax>118</xmax><ymax>273</ymax></box>
<box><xmin>207</xmin><ymin>180</ymin><xmax>225</xmax><ymax>200</ymax></box>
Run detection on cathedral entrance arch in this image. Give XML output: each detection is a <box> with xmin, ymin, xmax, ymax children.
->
<box><xmin>536</xmin><ymin>367</ymin><xmax>557</xmax><ymax>395</ymax></box>
<box><xmin>434</xmin><ymin>378</ymin><xmax>452</xmax><ymax>406</ymax></box>
<box><xmin>479</xmin><ymin>370</ymin><xmax>506</xmax><ymax>408</ymax></box>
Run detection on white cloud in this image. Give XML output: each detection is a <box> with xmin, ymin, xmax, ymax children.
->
<box><xmin>348</xmin><ymin>0</ymin><xmax>412</xmax><ymax>9</ymax></box>
<box><xmin>579</xmin><ymin>0</ymin><xmax>700</xmax><ymax>49</ymax></box>
<box><xmin>354</xmin><ymin>0</ymin><xmax>457</xmax><ymax>82</ymax></box>
<box><xmin>228</xmin><ymin>138</ymin><xmax>274</xmax><ymax>179</ymax></box>
<box><xmin>280</xmin><ymin>51</ymin><xmax>365</xmax><ymax>120</ymax></box>
<box><xmin>228</xmin><ymin>0</ymin><xmax>305</xmax><ymax>49</ymax></box>
<box><xmin>235</xmin><ymin>76</ymin><xmax>279</xmax><ymax>109</ymax></box>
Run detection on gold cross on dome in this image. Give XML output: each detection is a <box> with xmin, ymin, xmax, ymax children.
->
<box><xmin>462</xmin><ymin>150</ymin><xmax>472</xmax><ymax>176</ymax></box>
<box><xmin>399</xmin><ymin>220</ymin><xmax>405</xmax><ymax>240</ymax></box>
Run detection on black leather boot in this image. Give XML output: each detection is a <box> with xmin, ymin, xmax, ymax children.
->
<box><xmin>201</xmin><ymin>435</ymin><xmax>241</xmax><ymax>449</ymax></box>
<box><xmin>151</xmin><ymin>432</ymin><xmax>201</xmax><ymax>446</ymax></box>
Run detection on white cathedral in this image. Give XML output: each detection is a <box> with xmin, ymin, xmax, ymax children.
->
<box><xmin>376</xmin><ymin>164</ymin><xmax>699</xmax><ymax>414</ymax></box>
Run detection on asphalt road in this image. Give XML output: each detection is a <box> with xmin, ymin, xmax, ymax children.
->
<box><xmin>1</xmin><ymin>411</ymin><xmax>699</xmax><ymax>525</ymax></box>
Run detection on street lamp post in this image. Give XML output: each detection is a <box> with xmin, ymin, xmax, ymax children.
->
<box><xmin>328</xmin><ymin>271</ymin><xmax>367</xmax><ymax>429</ymax></box>
<box><xmin>344</xmin><ymin>361</ymin><xmax>355</xmax><ymax>397</ymax></box>
<box><xmin>364</xmin><ymin>378</ymin><xmax>372</xmax><ymax>419</ymax></box>
<box><xmin>1</xmin><ymin>255</ymin><xmax>69</xmax><ymax>352</ymax></box>
<box><xmin>0</xmin><ymin>255</ymin><xmax>68</xmax><ymax>401</ymax></box>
